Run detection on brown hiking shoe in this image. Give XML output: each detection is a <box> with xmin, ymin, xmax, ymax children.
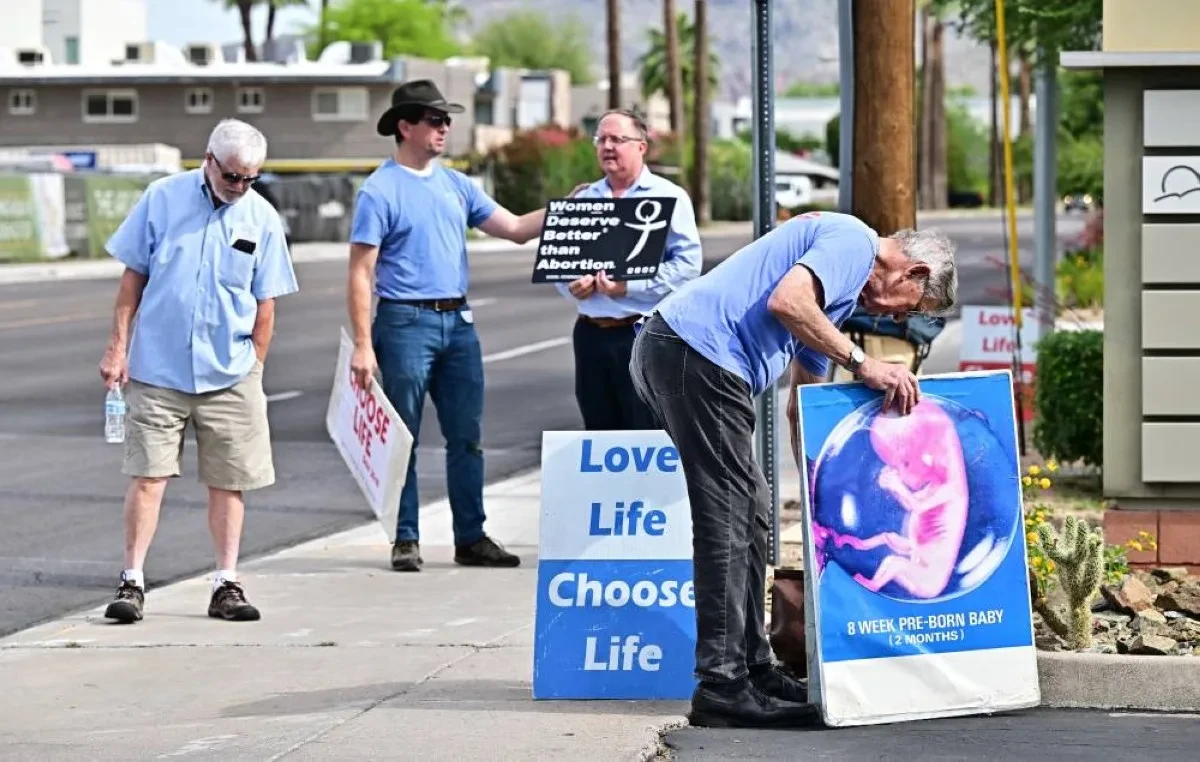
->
<box><xmin>391</xmin><ymin>540</ymin><xmax>422</xmax><ymax>572</ymax></box>
<box><xmin>454</xmin><ymin>536</ymin><xmax>520</xmax><ymax>568</ymax></box>
<box><xmin>104</xmin><ymin>581</ymin><xmax>144</xmax><ymax>623</ymax></box>
<box><xmin>207</xmin><ymin>580</ymin><xmax>261</xmax><ymax>621</ymax></box>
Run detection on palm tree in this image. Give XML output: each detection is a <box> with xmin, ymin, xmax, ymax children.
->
<box><xmin>662</xmin><ymin>0</ymin><xmax>684</xmax><ymax>138</ymax></box>
<box><xmin>607</xmin><ymin>0</ymin><xmax>621</xmax><ymax>109</ymax></box>
<box><xmin>637</xmin><ymin>12</ymin><xmax>719</xmax><ymax>128</ymax></box>
<box><xmin>692</xmin><ymin>0</ymin><xmax>709</xmax><ymax>225</ymax></box>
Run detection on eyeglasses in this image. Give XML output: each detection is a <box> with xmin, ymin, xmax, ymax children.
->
<box><xmin>592</xmin><ymin>134</ymin><xmax>643</xmax><ymax>147</ymax></box>
<box><xmin>422</xmin><ymin>114</ymin><xmax>452</xmax><ymax>128</ymax></box>
<box><xmin>210</xmin><ymin>154</ymin><xmax>260</xmax><ymax>185</ymax></box>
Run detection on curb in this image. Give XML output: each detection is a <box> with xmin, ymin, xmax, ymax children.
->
<box><xmin>1037</xmin><ymin>651</ymin><xmax>1200</xmax><ymax>712</ymax></box>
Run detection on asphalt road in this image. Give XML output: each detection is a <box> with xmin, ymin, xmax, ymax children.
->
<box><xmin>0</xmin><ymin>210</ymin><xmax>1083</xmax><ymax>638</ymax></box>
<box><xmin>665</xmin><ymin>708</ymin><xmax>1198</xmax><ymax>760</ymax></box>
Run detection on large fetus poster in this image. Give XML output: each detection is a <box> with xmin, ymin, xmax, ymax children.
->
<box><xmin>795</xmin><ymin>370</ymin><xmax>1040</xmax><ymax>727</ymax></box>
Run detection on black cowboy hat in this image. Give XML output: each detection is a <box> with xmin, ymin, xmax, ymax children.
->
<box><xmin>376</xmin><ymin>79</ymin><xmax>465</xmax><ymax>137</ymax></box>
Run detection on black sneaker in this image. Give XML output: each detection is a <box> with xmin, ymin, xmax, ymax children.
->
<box><xmin>104</xmin><ymin>581</ymin><xmax>144</xmax><ymax>623</ymax></box>
<box><xmin>751</xmin><ymin>664</ymin><xmax>808</xmax><ymax>704</ymax></box>
<box><xmin>454</xmin><ymin>536</ymin><xmax>521</xmax><ymax>568</ymax></box>
<box><xmin>391</xmin><ymin>540</ymin><xmax>422</xmax><ymax>572</ymax></box>
<box><xmin>207</xmin><ymin>580</ymin><xmax>261</xmax><ymax>621</ymax></box>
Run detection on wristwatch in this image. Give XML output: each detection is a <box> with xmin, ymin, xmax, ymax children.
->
<box><xmin>845</xmin><ymin>345</ymin><xmax>866</xmax><ymax>375</ymax></box>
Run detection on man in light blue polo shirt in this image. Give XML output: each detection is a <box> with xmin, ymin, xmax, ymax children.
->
<box><xmin>630</xmin><ymin>211</ymin><xmax>958</xmax><ymax>728</ymax></box>
<box><xmin>97</xmin><ymin>119</ymin><xmax>299</xmax><ymax>625</ymax></box>
<box><xmin>348</xmin><ymin>80</ymin><xmax>552</xmax><ymax>573</ymax></box>
<box><xmin>556</xmin><ymin>108</ymin><xmax>702</xmax><ymax>430</ymax></box>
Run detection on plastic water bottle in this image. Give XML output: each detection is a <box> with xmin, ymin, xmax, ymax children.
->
<box><xmin>105</xmin><ymin>385</ymin><xmax>126</xmax><ymax>444</ymax></box>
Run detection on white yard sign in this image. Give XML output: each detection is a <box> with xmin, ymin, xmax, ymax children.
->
<box><xmin>325</xmin><ymin>327</ymin><xmax>413</xmax><ymax>543</ymax></box>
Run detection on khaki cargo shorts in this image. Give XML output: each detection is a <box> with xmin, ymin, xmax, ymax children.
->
<box><xmin>123</xmin><ymin>361</ymin><xmax>275</xmax><ymax>491</ymax></box>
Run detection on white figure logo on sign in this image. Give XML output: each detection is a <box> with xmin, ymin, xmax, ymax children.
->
<box><xmin>624</xmin><ymin>199</ymin><xmax>667</xmax><ymax>262</ymax></box>
<box><xmin>325</xmin><ymin>327</ymin><xmax>413</xmax><ymax>543</ymax></box>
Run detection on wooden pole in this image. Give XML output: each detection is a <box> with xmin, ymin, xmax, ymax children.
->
<box><xmin>607</xmin><ymin>0</ymin><xmax>621</xmax><ymax>109</ymax></box>
<box><xmin>850</xmin><ymin>0</ymin><xmax>915</xmax><ymax>235</ymax></box>
<box><xmin>692</xmin><ymin>0</ymin><xmax>710</xmax><ymax>224</ymax></box>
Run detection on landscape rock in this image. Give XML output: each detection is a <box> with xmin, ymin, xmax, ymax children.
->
<box><xmin>1101</xmin><ymin>575</ymin><xmax>1156</xmax><ymax>614</ymax></box>
<box><xmin>1157</xmin><ymin>585</ymin><xmax>1200</xmax><ymax>619</ymax></box>
<box><xmin>1151</xmin><ymin>567</ymin><xmax>1191</xmax><ymax>584</ymax></box>
<box><xmin>1129</xmin><ymin>634</ymin><xmax>1178</xmax><ymax>655</ymax></box>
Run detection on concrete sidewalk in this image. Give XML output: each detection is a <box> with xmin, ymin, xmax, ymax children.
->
<box><xmin>0</xmin><ymin>470</ymin><xmax>689</xmax><ymax>761</ymax></box>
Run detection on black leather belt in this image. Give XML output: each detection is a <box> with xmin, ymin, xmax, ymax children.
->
<box><xmin>380</xmin><ymin>296</ymin><xmax>466</xmax><ymax>312</ymax></box>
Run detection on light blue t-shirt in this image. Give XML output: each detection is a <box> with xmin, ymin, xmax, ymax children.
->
<box><xmin>350</xmin><ymin>159</ymin><xmax>498</xmax><ymax>300</ymax></box>
<box><xmin>656</xmin><ymin>211</ymin><xmax>878</xmax><ymax>396</ymax></box>
<box><xmin>106</xmin><ymin>168</ymin><xmax>299</xmax><ymax>395</ymax></box>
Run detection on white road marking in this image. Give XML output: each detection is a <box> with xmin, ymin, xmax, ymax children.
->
<box><xmin>470</xmin><ymin>297</ymin><xmax>498</xmax><ymax>307</ymax></box>
<box><xmin>482</xmin><ymin>337</ymin><xmax>570</xmax><ymax>364</ymax></box>
<box><xmin>266</xmin><ymin>390</ymin><xmax>303</xmax><ymax>403</ymax></box>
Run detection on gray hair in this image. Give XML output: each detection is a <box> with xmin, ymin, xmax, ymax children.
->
<box><xmin>890</xmin><ymin>228</ymin><xmax>958</xmax><ymax>316</ymax></box>
<box><xmin>206</xmin><ymin>119</ymin><xmax>268</xmax><ymax>168</ymax></box>
<box><xmin>598</xmin><ymin>108</ymin><xmax>649</xmax><ymax>141</ymax></box>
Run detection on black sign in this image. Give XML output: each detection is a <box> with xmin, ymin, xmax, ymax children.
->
<box><xmin>530</xmin><ymin>196</ymin><xmax>678</xmax><ymax>283</ymax></box>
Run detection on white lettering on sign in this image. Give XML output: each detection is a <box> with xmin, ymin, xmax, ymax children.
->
<box><xmin>549</xmin><ymin>199</ymin><xmax>616</xmax><ymax>213</ymax></box>
<box><xmin>547</xmin><ymin>572</ymin><xmax>695</xmax><ymax>608</ymax></box>
<box><xmin>583</xmin><ymin>635</ymin><xmax>663</xmax><ymax>672</ymax></box>
<box><xmin>959</xmin><ymin>306</ymin><xmax>1040</xmax><ymax>366</ymax></box>
<box><xmin>535</xmin><ymin>256</ymin><xmax>616</xmax><ymax>270</ymax></box>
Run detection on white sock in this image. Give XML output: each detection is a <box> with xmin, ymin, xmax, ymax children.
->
<box><xmin>122</xmin><ymin>569</ymin><xmax>144</xmax><ymax>588</ymax></box>
<box><xmin>213</xmin><ymin>569</ymin><xmax>237</xmax><ymax>590</ymax></box>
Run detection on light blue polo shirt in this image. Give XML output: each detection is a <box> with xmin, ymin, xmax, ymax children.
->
<box><xmin>350</xmin><ymin>159</ymin><xmax>498</xmax><ymax>300</ymax></box>
<box><xmin>656</xmin><ymin>211</ymin><xmax>878</xmax><ymax>396</ymax></box>
<box><xmin>106</xmin><ymin>168</ymin><xmax>299</xmax><ymax>395</ymax></box>
<box><xmin>554</xmin><ymin>166</ymin><xmax>703</xmax><ymax>317</ymax></box>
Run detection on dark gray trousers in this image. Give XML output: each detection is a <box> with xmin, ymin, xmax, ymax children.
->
<box><xmin>629</xmin><ymin>313</ymin><xmax>773</xmax><ymax>684</ymax></box>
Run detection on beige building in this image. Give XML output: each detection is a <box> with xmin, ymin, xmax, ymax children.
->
<box><xmin>1064</xmin><ymin>0</ymin><xmax>1200</xmax><ymax>568</ymax></box>
<box><xmin>0</xmin><ymin>41</ymin><xmax>575</xmax><ymax>170</ymax></box>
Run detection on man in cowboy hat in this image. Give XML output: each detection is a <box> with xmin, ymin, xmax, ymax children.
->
<box><xmin>346</xmin><ymin>79</ymin><xmax>557</xmax><ymax>572</ymax></box>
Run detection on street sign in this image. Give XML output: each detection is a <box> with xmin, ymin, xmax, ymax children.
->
<box><xmin>530</xmin><ymin>196</ymin><xmax>676</xmax><ymax>283</ymax></box>
<box><xmin>532</xmin><ymin>430</ymin><xmax>696</xmax><ymax>700</ymax></box>
<box><xmin>325</xmin><ymin>327</ymin><xmax>413</xmax><ymax>543</ymax></box>
<box><xmin>796</xmin><ymin>370</ymin><xmax>1040</xmax><ymax>726</ymax></box>
<box><xmin>959</xmin><ymin>305</ymin><xmax>1040</xmax><ymax>422</ymax></box>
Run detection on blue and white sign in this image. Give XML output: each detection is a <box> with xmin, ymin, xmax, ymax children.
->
<box><xmin>796</xmin><ymin>370</ymin><xmax>1040</xmax><ymax>726</ymax></box>
<box><xmin>533</xmin><ymin>430</ymin><xmax>696</xmax><ymax>700</ymax></box>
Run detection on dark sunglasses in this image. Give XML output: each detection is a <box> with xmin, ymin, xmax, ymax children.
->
<box><xmin>210</xmin><ymin>154</ymin><xmax>260</xmax><ymax>185</ymax></box>
<box><xmin>421</xmin><ymin>114</ymin><xmax>451</xmax><ymax>128</ymax></box>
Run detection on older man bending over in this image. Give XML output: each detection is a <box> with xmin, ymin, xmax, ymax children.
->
<box><xmin>629</xmin><ymin>211</ymin><xmax>957</xmax><ymax>729</ymax></box>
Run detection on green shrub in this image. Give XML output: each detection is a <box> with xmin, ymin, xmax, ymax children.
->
<box><xmin>488</xmin><ymin>126</ymin><xmax>596</xmax><ymax>214</ymax></box>
<box><xmin>1056</xmin><ymin>246</ymin><xmax>1104</xmax><ymax>309</ymax></box>
<box><xmin>1032</xmin><ymin>329</ymin><xmax>1103</xmax><ymax>468</ymax></box>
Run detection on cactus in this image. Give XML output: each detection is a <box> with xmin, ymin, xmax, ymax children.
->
<box><xmin>1034</xmin><ymin>516</ymin><xmax>1104</xmax><ymax>649</ymax></box>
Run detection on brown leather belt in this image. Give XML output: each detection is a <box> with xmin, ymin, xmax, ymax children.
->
<box><xmin>579</xmin><ymin>314</ymin><xmax>641</xmax><ymax>329</ymax></box>
<box><xmin>380</xmin><ymin>296</ymin><xmax>466</xmax><ymax>312</ymax></box>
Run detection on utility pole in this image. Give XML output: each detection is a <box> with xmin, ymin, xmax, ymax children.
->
<box><xmin>607</xmin><ymin>0</ymin><xmax>621</xmax><ymax>109</ymax></box>
<box><xmin>850</xmin><ymin>0</ymin><xmax>916</xmax><ymax>233</ymax></box>
<box><xmin>664</xmin><ymin>0</ymin><xmax>684</xmax><ymax>137</ymax></box>
<box><xmin>692</xmin><ymin>0</ymin><xmax>710</xmax><ymax>224</ymax></box>
<box><xmin>1033</xmin><ymin>52</ymin><xmax>1058</xmax><ymax>339</ymax></box>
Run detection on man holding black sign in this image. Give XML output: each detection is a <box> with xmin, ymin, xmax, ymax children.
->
<box><xmin>548</xmin><ymin>109</ymin><xmax>702</xmax><ymax>430</ymax></box>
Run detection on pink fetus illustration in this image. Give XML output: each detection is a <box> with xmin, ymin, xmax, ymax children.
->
<box><xmin>831</xmin><ymin>400</ymin><xmax>969</xmax><ymax>599</ymax></box>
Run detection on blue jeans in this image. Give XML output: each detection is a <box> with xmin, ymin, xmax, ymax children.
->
<box><xmin>372</xmin><ymin>301</ymin><xmax>487</xmax><ymax>546</ymax></box>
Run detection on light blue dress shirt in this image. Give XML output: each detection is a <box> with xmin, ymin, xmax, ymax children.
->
<box><xmin>106</xmin><ymin>168</ymin><xmax>299</xmax><ymax>395</ymax></box>
<box><xmin>555</xmin><ymin>166</ymin><xmax>703</xmax><ymax>318</ymax></box>
<box><xmin>350</xmin><ymin>159</ymin><xmax>498</xmax><ymax>300</ymax></box>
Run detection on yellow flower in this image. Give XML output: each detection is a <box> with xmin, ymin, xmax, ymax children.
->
<box><xmin>1026</xmin><ymin>532</ymin><xmax>1038</xmax><ymax>544</ymax></box>
<box><xmin>1128</xmin><ymin>541</ymin><xmax>1143</xmax><ymax>552</ymax></box>
<box><xmin>1022</xmin><ymin>476</ymin><xmax>1033</xmax><ymax>487</ymax></box>
<box><xmin>1046</xmin><ymin>560</ymin><xmax>1056</xmax><ymax>572</ymax></box>
<box><xmin>1039</xmin><ymin>478</ymin><xmax>1052</xmax><ymax>490</ymax></box>
<box><xmin>1029</xmin><ymin>465</ymin><xmax>1041</xmax><ymax>476</ymax></box>
<box><xmin>1031</xmin><ymin>556</ymin><xmax>1042</xmax><ymax>566</ymax></box>
<box><xmin>1046</xmin><ymin>461</ymin><xmax>1059</xmax><ymax>472</ymax></box>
